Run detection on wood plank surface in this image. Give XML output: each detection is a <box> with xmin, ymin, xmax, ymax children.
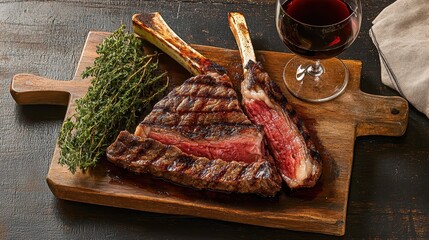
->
<box><xmin>1</xmin><ymin>1</ymin><xmax>428</xmax><ymax>239</ymax></box>
<box><xmin>10</xmin><ymin>31</ymin><xmax>408</xmax><ymax>236</ymax></box>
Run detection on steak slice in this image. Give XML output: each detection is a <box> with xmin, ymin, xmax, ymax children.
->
<box><xmin>135</xmin><ymin>73</ymin><xmax>265</xmax><ymax>163</ymax></box>
<box><xmin>228</xmin><ymin>12</ymin><xmax>322</xmax><ymax>189</ymax></box>
<box><xmin>107</xmin><ymin>131</ymin><xmax>282</xmax><ymax>197</ymax></box>
<box><xmin>242</xmin><ymin>61</ymin><xmax>322</xmax><ymax>188</ymax></box>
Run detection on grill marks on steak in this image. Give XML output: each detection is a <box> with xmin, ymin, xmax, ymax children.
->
<box><xmin>135</xmin><ymin>73</ymin><xmax>265</xmax><ymax>163</ymax></box>
<box><xmin>241</xmin><ymin>61</ymin><xmax>322</xmax><ymax>189</ymax></box>
<box><xmin>106</xmin><ymin>131</ymin><xmax>282</xmax><ymax>196</ymax></box>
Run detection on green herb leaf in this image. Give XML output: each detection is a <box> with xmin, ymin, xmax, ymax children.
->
<box><xmin>58</xmin><ymin>25</ymin><xmax>168</xmax><ymax>173</ymax></box>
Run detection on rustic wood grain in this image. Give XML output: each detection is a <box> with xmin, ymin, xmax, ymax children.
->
<box><xmin>10</xmin><ymin>31</ymin><xmax>408</xmax><ymax>236</ymax></box>
<box><xmin>1</xmin><ymin>0</ymin><xmax>428</xmax><ymax>239</ymax></box>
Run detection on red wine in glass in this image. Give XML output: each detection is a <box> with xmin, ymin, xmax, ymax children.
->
<box><xmin>279</xmin><ymin>0</ymin><xmax>359</xmax><ymax>59</ymax></box>
<box><xmin>276</xmin><ymin>0</ymin><xmax>362</xmax><ymax>102</ymax></box>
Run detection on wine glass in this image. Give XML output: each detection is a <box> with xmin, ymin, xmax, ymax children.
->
<box><xmin>276</xmin><ymin>0</ymin><xmax>362</xmax><ymax>102</ymax></box>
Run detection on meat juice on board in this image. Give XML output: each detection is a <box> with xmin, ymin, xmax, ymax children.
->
<box><xmin>278</xmin><ymin>0</ymin><xmax>359</xmax><ymax>59</ymax></box>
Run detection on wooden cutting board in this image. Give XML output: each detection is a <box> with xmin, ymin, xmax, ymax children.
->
<box><xmin>10</xmin><ymin>31</ymin><xmax>408</xmax><ymax>236</ymax></box>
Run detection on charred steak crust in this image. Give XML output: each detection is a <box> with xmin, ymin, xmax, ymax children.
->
<box><xmin>142</xmin><ymin>74</ymin><xmax>252</xmax><ymax>127</ymax></box>
<box><xmin>138</xmin><ymin>74</ymin><xmax>258</xmax><ymax>138</ymax></box>
<box><xmin>142</xmin><ymin>123</ymin><xmax>261</xmax><ymax>140</ymax></box>
<box><xmin>106</xmin><ymin>131</ymin><xmax>282</xmax><ymax>197</ymax></box>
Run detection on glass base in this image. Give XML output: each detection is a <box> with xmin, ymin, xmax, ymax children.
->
<box><xmin>283</xmin><ymin>56</ymin><xmax>349</xmax><ymax>103</ymax></box>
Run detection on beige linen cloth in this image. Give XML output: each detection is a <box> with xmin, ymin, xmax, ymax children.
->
<box><xmin>369</xmin><ymin>0</ymin><xmax>429</xmax><ymax>118</ymax></box>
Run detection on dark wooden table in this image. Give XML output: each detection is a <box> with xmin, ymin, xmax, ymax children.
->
<box><xmin>1</xmin><ymin>0</ymin><xmax>428</xmax><ymax>239</ymax></box>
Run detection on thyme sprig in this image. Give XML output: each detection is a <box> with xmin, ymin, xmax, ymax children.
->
<box><xmin>58</xmin><ymin>25</ymin><xmax>168</xmax><ymax>173</ymax></box>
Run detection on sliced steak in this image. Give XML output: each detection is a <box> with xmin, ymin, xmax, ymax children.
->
<box><xmin>107</xmin><ymin>131</ymin><xmax>282</xmax><ymax>197</ymax></box>
<box><xmin>135</xmin><ymin>73</ymin><xmax>265</xmax><ymax>163</ymax></box>
<box><xmin>228</xmin><ymin>12</ymin><xmax>322</xmax><ymax>189</ymax></box>
<box><xmin>242</xmin><ymin>61</ymin><xmax>322</xmax><ymax>189</ymax></box>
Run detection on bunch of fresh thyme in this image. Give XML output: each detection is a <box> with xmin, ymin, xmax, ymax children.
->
<box><xmin>58</xmin><ymin>25</ymin><xmax>168</xmax><ymax>173</ymax></box>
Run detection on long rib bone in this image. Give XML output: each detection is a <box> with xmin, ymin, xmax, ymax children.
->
<box><xmin>228</xmin><ymin>12</ymin><xmax>322</xmax><ymax>189</ymax></box>
<box><xmin>227</xmin><ymin>12</ymin><xmax>256</xmax><ymax>74</ymax></box>
<box><xmin>132</xmin><ymin>13</ymin><xmax>226</xmax><ymax>76</ymax></box>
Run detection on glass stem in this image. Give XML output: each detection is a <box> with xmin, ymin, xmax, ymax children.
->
<box><xmin>307</xmin><ymin>59</ymin><xmax>324</xmax><ymax>77</ymax></box>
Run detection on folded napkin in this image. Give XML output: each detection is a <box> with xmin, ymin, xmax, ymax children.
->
<box><xmin>370</xmin><ymin>0</ymin><xmax>429</xmax><ymax>118</ymax></box>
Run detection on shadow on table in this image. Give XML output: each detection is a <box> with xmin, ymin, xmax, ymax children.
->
<box><xmin>14</xmin><ymin>104</ymin><xmax>67</xmax><ymax>123</ymax></box>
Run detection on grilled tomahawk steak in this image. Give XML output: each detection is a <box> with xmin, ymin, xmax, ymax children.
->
<box><xmin>133</xmin><ymin>13</ymin><xmax>265</xmax><ymax>164</ymax></box>
<box><xmin>228</xmin><ymin>12</ymin><xmax>322</xmax><ymax>189</ymax></box>
<box><xmin>106</xmin><ymin>12</ymin><xmax>282</xmax><ymax>197</ymax></box>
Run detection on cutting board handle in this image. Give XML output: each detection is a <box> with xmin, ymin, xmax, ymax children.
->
<box><xmin>10</xmin><ymin>73</ymin><xmax>89</xmax><ymax>106</ymax></box>
<box><xmin>355</xmin><ymin>93</ymin><xmax>409</xmax><ymax>137</ymax></box>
